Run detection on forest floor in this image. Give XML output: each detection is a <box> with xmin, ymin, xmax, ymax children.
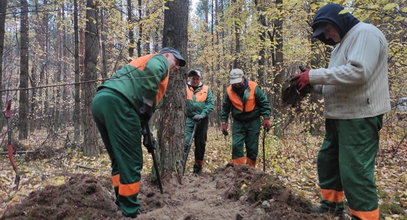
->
<box><xmin>0</xmin><ymin>124</ymin><xmax>406</xmax><ymax>220</ymax></box>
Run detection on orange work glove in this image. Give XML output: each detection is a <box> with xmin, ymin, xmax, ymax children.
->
<box><xmin>262</xmin><ymin>118</ymin><xmax>271</xmax><ymax>132</ymax></box>
<box><xmin>221</xmin><ymin>122</ymin><xmax>228</xmax><ymax>136</ymax></box>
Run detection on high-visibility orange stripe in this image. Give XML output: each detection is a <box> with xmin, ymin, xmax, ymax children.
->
<box><xmin>112</xmin><ymin>174</ymin><xmax>120</xmax><ymax>187</ymax></box>
<box><xmin>320</xmin><ymin>189</ymin><xmax>344</xmax><ymax>202</ymax></box>
<box><xmin>227</xmin><ymin>81</ymin><xmax>257</xmax><ymax>112</ymax></box>
<box><xmin>246</xmin><ymin>158</ymin><xmax>256</xmax><ymax>167</ymax></box>
<box><xmin>156</xmin><ymin>74</ymin><xmax>169</xmax><ymax>104</ymax></box>
<box><xmin>186</xmin><ymin>85</ymin><xmax>209</xmax><ymax>102</ymax></box>
<box><xmin>195</xmin><ymin>160</ymin><xmax>204</xmax><ymax>166</ymax></box>
<box><xmin>129</xmin><ymin>54</ymin><xmax>155</xmax><ymax>71</ymax></box>
<box><xmin>232</xmin><ymin>157</ymin><xmax>246</xmax><ymax>166</ymax></box>
<box><xmin>349</xmin><ymin>208</ymin><xmax>379</xmax><ymax>220</ymax></box>
<box><xmin>119</xmin><ymin>181</ymin><xmax>140</xmax><ymax>197</ymax></box>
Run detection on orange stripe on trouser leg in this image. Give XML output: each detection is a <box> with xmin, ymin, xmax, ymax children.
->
<box><xmin>195</xmin><ymin>160</ymin><xmax>203</xmax><ymax>166</ymax></box>
<box><xmin>112</xmin><ymin>174</ymin><xmax>120</xmax><ymax>187</ymax></box>
<box><xmin>119</xmin><ymin>181</ymin><xmax>140</xmax><ymax>196</ymax></box>
<box><xmin>246</xmin><ymin>158</ymin><xmax>256</xmax><ymax>167</ymax></box>
<box><xmin>232</xmin><ymin>157</ymin><xmax>246</xmax><ymax>166</ymax></box>
<box><xmin>349</xmin><ymin>208</ymin><xmax>379</xmax><ymax>220</ymax></box>
<box><xmin>320</xmin><ymin>189</ymin><xmax>344</xmax><ymax>202</ymax></box>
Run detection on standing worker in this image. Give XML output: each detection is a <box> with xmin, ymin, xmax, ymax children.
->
<box><xmin>91</xmin><ymin>48</ymin><xmax>186</xmax><ymax>218</ymax></box>
<box><xmin>220</xmin><ymin>68</ymin><xmax>271</xmax><ymax>167</ymax></box>
<box><xmin>184</xmin><ymin>70</ymin><xmax>214</xmax><ymax>174</ymax></box>
<box><xmin>292</xmin><ymin>3</ymin><xmax>391</xmax><ymax>220</ymax></box>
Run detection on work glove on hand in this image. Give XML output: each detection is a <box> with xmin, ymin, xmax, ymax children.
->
<box><xmin>291</xmin><ymin>69</ymin><xmax>310</xmax><ymax>91</ymax></box>
<box><xmin>192</xmin><ymin>114</ymin><xmax>205</xmax><ymax>121</ymax></box>
<box><xmin>142</xmin><ymin>133</ymin><xmax>156</xmax><ymax>153</ymax></box>
<box><xmin>221</xmin><ymin>122</ymin><xmax>228</xmax><ymax>136</ymax></box>
<box><xmin>262</xmin><ymin>118</ymin><xmax>271</xmax><ymax>132</ymax></box>
<box><xmin>138</xmin><ymin>102</ymin><xmax>153</xmax><ymax>123</ymax></box>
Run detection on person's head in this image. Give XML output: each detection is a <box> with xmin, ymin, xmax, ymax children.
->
<box><xmin>313</xmin><ymin>22</ymin><xmax>341</xmax><ymax>44</ymax></box>
<box><xmin>159</xmin><ymin>47</ymin><xmax>186</xmax><ymax>73</ymax></box>
<box><xmin>312</xmin><ymin>3</ymin><xmax>359</xmax><ymax>45</ymax></box>
<box><xmin>229</xmin><ymin>68</ymin><xmax>245</xmax><ymax>88</ymax></box>
<box><xmin>187</xmin><ymin>70</ymin><xmax>202</xmax><ymax>87</ymax></box>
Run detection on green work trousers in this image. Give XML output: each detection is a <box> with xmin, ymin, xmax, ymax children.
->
<box><xmin>91</xmin><ymin>88</ymin><xmax>142</xmax><ymax>217</ymax></box>
<box><xmin>318</xmin><ymin>115</ymin><xmax>383</xmax><ymax>220</ymax></box>
<box><xmin>184</xmin><ymin>117</ymin><xmax>209</xmax><ymax>165</ymax></box>
<box><xmin>232</xmin><ymin>118</ymin><xmax>261</xmax><ymax>163</ymax></box>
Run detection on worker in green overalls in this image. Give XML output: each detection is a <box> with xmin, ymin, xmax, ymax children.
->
<box><xmin>220</xmin><ymin>68</ymin><xmax>271</xmax><ymax>167</ymax></box>
<box><xmin>91</xmin><ymin>48</ymin><xmax>186</xmax><ymax>218</ymax></box>
<box><xmin>184</xmin><ymin>70</ymin><xmax>214</xmax><ymax>174</ymax></box>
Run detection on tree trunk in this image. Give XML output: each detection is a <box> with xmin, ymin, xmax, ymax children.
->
<box><xmin>136</xmin><ymin>0</ymin><xmax>142</xmax><ymax>57</ymax></box>
<box><xmin>73</xmin><ymin>0</ymin><xmax>81</xmax><ymax>142</ymax></box>
<box><xmin>232</xmin><ymin>0</ymin><xmax>241</xmax><ymax>68</ymax></box>
<box><xmin>159</xmin><ymin>0</ymin><xmax>189</xmax><ymax>175</ymax></box>
<box><xmin>255</xmin><ymin>0</ymin><xmax>267</xmax><ymax>85</ymax></box>
<box><xmin>19</xmin><ymin>0</ymin><xmax>29</xmax><ymax>140</ymax></box>
<box><xmin>100</xmin><ymin>8</ymin><xmax>108</xmax><ymax>79</ymax></box>
<box><xmin>83</xmin><ymin>0</ymin><xmax>99</xmax><ymax>156</ymax></box>
<box><xmin>271</xmin><ymin>0</ymin><xmax>285</xmax><ymax>136</ymax></box>
<box><xmin>0</xmin><ymin>0</ymin><xmax>8</xmax><ymax>129</ymax></box>
<box><xmin>127</xmin><ymin>0</ymin><xmax>134</xmax><ymax>57</ymax></box>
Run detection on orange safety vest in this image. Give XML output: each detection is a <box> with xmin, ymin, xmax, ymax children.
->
<box><xmin>129</xmin><ymin>54</ymin><xmax>169</xmax><ymax>105</ymax></box>
<box><xmin>186</xmin><ymin>85</ymin><xmax>209</xmax><ymax>102</ymax></box>
<box><xmin>227</xmin><ymin>81</ymin><xmax>257</xmax><ymax>112</ymax></box>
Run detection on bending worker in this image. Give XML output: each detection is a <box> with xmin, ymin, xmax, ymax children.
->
<box><xmin>91</xmin><ymin>48</ymin><xmax>186</xmax><ymax>218</ymax></box>
<box><xmin>184</xmin><ymin>69</ymin><xmax>214</xmax><ymax>174</ymax></box>
<box><xmin>220</xmin><ymin>68</ymin><xmax>271</xmax><ymax>167</ymax></box>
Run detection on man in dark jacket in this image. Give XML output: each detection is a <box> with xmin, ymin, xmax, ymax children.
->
<box><xmin>220</xmin><ymin>68</ymin><xmax>271</xmax><ymax>167</ymax></box>
<box><xmin>292</xmin><ymin>3</ymin><xmax>390</xmax><ymax>220</ymax></box>
<box><xmin>184</xmin><ymin>70</ymin><xmax>214</xmax><ymax>174</ymax></box>
<box><xmin>91</xmin><ymin>48</ymin><xmax>186</xmax><ymax>217</ymax></box>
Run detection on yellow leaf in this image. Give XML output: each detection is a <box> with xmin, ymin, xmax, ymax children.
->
<box><xmin>402</xmin><ymin>7</ymin><xmax>407</xmax><ymax>13</ymax></box>
<box><xmin>339</xmin><ymin>9</ymin><xmax>350</xmax><ymax>14</ymax></box>
<box><xmin>383</xmin><ymin>3</ymin><xmax>398</xmax><ymax>10</ymax></box>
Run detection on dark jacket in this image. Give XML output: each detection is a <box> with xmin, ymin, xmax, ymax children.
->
<box><xmin>312</xmin><ymin>3</ymin><xmax>359</xmax><ymax>45</ymax></box>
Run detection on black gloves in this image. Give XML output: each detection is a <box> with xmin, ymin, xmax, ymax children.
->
<box><xmin>138</xmin><ymin>103</ymin><xmax>153</xmax><ymax>122</ymax></box>
<box><xmin>192</xmin><ymin>114</ymin><xmax>205</xmax><ymax>121</ymax></box>
<box><xmin>141</xmin><ymin>126</ymin><xmax>156</xmax><ymax>153</ymax></box>
<box><xmin>142</xmin><ymin>133</ymin><xmax>156</xmax><ymax>153</ymax></box>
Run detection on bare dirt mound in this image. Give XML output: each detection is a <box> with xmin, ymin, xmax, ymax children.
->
<box><xmin>1</xmin><ymin>166</ymin><xmax>331</xmax><ymax>220</ymax></box>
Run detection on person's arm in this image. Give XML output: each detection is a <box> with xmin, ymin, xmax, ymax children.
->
<box><xmin>140</xmin><ymin>55</ymin><xmax>169</xmax><ymax>107</ymax></box>
<box><xmin>200</xmin><ymin>88</ymin><xmax>215</xmax><ymax>117</ymax></box>
<box><xmin>255</xmin><ymin>86</ymin><xmax>271</xmax><ymax>118</ymax></box>
<box><xmin>220</xmin><ymin>92</ymin><xmax>231</xmax><ymax>122</ymax></box>
<box><xmin>309</xmin><ymin>30</ymin><xmax>382</xmax><ymax>86</ymax></box>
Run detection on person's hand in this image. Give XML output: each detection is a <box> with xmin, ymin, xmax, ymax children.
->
<box><xmin>221</xmin><ymin>122</ymin><xmax>228</xmax><ymax>136</ymax></box>
<box><xmin>192</xmin><ymin>114</ymin><xmax>205</xmax><ymax>121</ymax></box>
<box><xmin>262</xmin><ymin>118</ymin><xmax>271</xmax><ymax>132</ymax></box>
<box><xmin>142</xmin><ymin>133</ymin><xmax>156</xmax><ymax>153</ymax></box>
<box><xmin>291</xmin><ymin>69</ymin><xmax>310</xmax><ymax>90</ymax></box>
<box><xmin>138</xmin><ymin>103</ymin><xmax>153</xmax><ymax>122</ymax></box>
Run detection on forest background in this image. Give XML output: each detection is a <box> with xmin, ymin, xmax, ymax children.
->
<box><xmin>0</xmin><ymin>0</ymin><xmax>406</xmax><ymax>219</ymax></box>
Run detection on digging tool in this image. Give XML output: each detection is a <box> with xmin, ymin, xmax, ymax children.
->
<box><xmin>141</xmin><ymin>123</ymin><xmax>163</xmax><ymax>194</ymax></box>
<box><xmin>262</xmin><ymin>127</ymin><xmax>267</xmax><ymax>172</ymax></box>
<box><xmin>5</xmin><ymin>100</ymin><xmax>20</xmax><ymax>189</ymax></box>
<box><xmin>182</xmin><ymin>122</ymin><xmax>198</xmax><ymax>175</ymax></box>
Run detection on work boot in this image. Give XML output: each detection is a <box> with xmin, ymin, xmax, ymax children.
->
<box><xmin>193</xmin><ymin>164</ymin><xmax>202</xmax><ymax>174</ymax></box>
<box><xmin>310</xmin><ymin>205</ymin><xmax>345</xmax><ymax>217</ymax></box>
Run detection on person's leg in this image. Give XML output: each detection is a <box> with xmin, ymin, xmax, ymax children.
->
<box><xmin>193</xmin><ymin>118</ymin><xmax>209</xmax><ymax>173</ymax></box>
<box><xmin>184</xmin><ymin>117</ymin><xmax>195</xmax><ymax>164</ymax></box>
<box><xmin>92</xmin><ymin>90</ymin><xmax>119</xmax><ymax>205</ymax></box>
<box><xmin>338</xmin><ymin>116</ymin><xmax>383</xmax><ymax>220</ymax></box>
<box><xmin>245</xmin><ymin>118</ymin><xmax>260</xmax><ymax>167</ymax></box>
<box><xmin>316</xmin><ymin>119</ymin><xmax>344</xmax><ymax>215</ymax></box>
<box><xmin>231</xmin><ymin>120</ymin><xmax>246</xmax><ymax>165</ymax></box>
<box><xmin>93</xmin><ymin>89</ymin><xmax>142</xmax><ymax>217</ymax></box>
